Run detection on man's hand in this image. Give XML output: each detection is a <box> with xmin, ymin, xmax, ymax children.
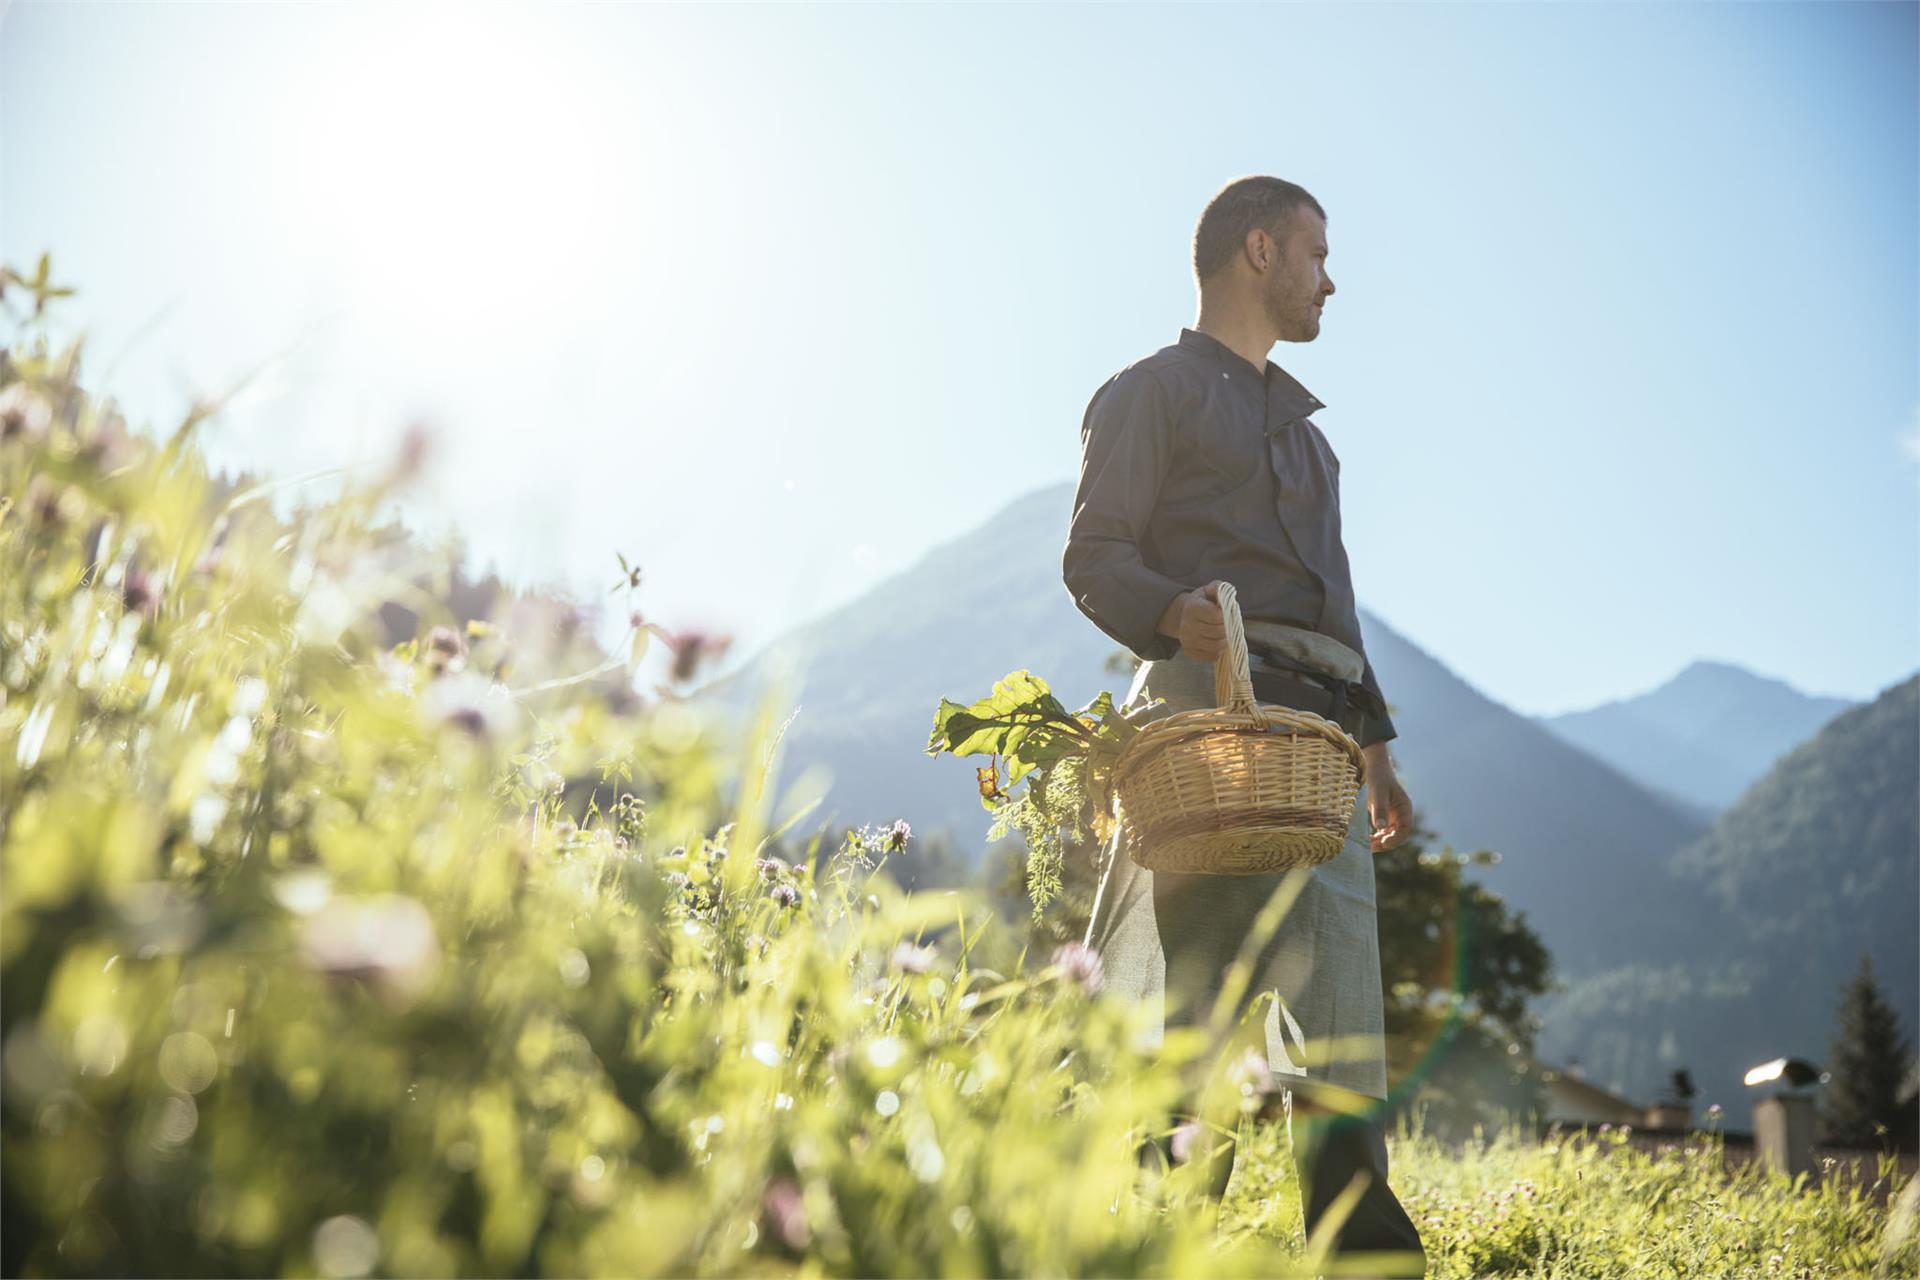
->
<box><xmin>1362</xmin><ymin>742</ymin><xmax>1414</xmax><ymax>853</ymax></box>
<box><xmin>1156</xmin><ymin>582</ymin><xmax>1227</xmax><ymax>663</ymax></box>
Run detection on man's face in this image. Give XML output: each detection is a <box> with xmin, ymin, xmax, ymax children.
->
<box><xmin>1262</xmin><ymin>209</ymin><xmax>1335</xmax><ymax>342</ymax></box>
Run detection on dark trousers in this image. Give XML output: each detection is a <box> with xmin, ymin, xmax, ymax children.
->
<box><xmin>1143</xmin><ymin>1087</ymin><xmax>1427</xmax><ymax>1278</ymax></box>
<box><xmin>1286</xmin><ymin>1087</ymin><xmax>1428</xmax><ymax>1277</ymax></box>
<box><xmin>1151</xmin><ymin>866</ymin><xmax>1426</xmax><ymax>1275</ymax></box>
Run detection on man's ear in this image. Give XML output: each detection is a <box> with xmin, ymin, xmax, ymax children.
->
<box><xmin>1243</xmin><ymin>227</ymin><xmax>1274</xmax><ymax>274</ymax></box>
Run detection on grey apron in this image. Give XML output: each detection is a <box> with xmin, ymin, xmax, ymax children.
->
<box><xmin>1083</xmin><ymin>620</ymin><xmax>1389</xmax><ymax>1100</ymax></box>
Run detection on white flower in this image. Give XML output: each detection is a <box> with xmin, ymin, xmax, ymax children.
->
<box><xmin>298</xmin><ymin>894</ymin><xmax>440</xmax><ymax>1004</ymax></box>
<box><xmin>420</xmin><ymin>672</ymin><xmax>519</xmax><ymax>742</ymax></box>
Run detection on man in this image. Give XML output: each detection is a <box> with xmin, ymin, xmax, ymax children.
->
<box><xmin>1062</xmin><ymin>176</ymin><xmax>1426</xmax><ymax>1276</ymax></box>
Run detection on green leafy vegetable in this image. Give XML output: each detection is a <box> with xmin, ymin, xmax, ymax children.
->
<box><xmin>927</xmin><ymin>671</ymin><xmax>1155</xmax><ymax>914</ymax></box>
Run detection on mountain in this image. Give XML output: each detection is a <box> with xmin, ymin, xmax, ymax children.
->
<box><xmin>1541</xmin><ymin>675</ymin><xmax>1920</xmax><ymax>1126</ymax></box>
<box><xmin>705</xmin><ymin>483</ymin><xmax>1123</xmax><ymax>857</ymax></box>
<box><xmin>710</xmin><ymin>482</ymin><xmax>1919</xmax><ymax>1126</ymax></box>
<box><xmin>1347</xmin><ymin>615</ymin><xmax>1712</xmax><ymax>978</ymax></box>
<box><xmin>710</xmin><ymin>481</ymin><xmax>1714</xmax><ymax>981</ymax></box>
<box><xmin>1540</xmin><ymin>661</ymin><xmax>1857</xmax><ymax>819</ymax></box>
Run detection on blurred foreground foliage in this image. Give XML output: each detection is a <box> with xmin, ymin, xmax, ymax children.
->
<box><xmin>2</xmin><ymin>261</ymin><xmax>1913</xmax><ymax>1279</ymax></box>
<box><xmin>0</xmin><ymin>264</ymin><xmax>1301</xmax><ymax>1278</ymax></box>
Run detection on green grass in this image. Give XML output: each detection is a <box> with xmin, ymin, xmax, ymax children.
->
<box><xmin>1214</xmin><ymin>1117</ymin><xmax>1914</xmax><ymax>1278</ymax></box>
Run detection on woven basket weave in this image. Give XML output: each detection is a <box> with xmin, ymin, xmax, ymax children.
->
<box><xmin>1112</xmin><ymin>582</ymin><xmax>1365</xmax><ymax>875</ymax></box>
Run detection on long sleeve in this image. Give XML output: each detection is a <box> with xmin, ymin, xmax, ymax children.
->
<box><xmin>1357</xmin><ymin>652</ymin><xmax>1398</xmax><ymax>748</ymax></box>
<box><xmin>1062</xmin><ymin>367</ymin><xmax>1190</xmax><ymax>662</ymax></box>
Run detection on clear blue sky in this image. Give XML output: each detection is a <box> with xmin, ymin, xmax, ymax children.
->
<box><xmin>3</xmin><ymin>1</ymin><xmax>1914</xmax><ymax>715</ymax></box>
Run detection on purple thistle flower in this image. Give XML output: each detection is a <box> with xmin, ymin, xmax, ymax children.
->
<box><xmin>886</xmin><ymin>819</ymin><xmax>911</xmax><ymax>852</ymax></box>
<box><xmin>1051</xmin><ymin>942</ymin><xmax>1105</xmax><ymax>995</ymax></box>
<box><xmin>1169</xmin><ymin>1118</ymin><xmax>1201</xmax><ymax>1165</ymax></box>
<box><xmin>769</xmin><ymin>883</ymin><xmax>799</xmax><ymax>909</ymax></box>
<box><xmin>121</xmin><ymin>568</ymin><xmax>161</xmax><ymax>619</ymax></box>
<box><xmin>667</xmin><ymin>630</ymin><xmax>732</xmax><ymax>684</ymax></box>
<box><xmin>760</xmin><ymin>1177</ymin><xmax>810</xmax><ymax>1251</ymax></box>
<box><xmin>755</xmin><ymin>856</ymin><xmax>789</xmax><ymax>881</ymax></box>
<box><xmin>0</xmin><ymin>383</ymin><xmax>51</xmax><ymax>443</ymax></box>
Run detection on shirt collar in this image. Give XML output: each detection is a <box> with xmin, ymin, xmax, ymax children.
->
<box><xmin>1178</xmin><ymin>326</ymin><xmax>1326</xmax><ymax>417</ymax></box>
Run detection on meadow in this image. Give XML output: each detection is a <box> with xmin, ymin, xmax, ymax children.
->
<box><xmin>2</xmin><ymin>259</ymin><xmax>1913</xmax><ymax>1277</ymax></box>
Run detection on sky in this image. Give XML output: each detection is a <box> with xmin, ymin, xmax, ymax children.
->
<box><xmin>2</xmin><ymin>1</ymin><xmax>1914</xmax><ymax>717</ymax></box>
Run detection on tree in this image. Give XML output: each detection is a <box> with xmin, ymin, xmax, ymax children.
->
<box><xmin>1824</xmin><ymin>950</ymin><xmax>1917</xmax><ymax>1150</ymax></box>
<box><xmin>1372</xmin><ymin>820</ymin><xmax>1554</xmax><ymax>1140</ymax></box>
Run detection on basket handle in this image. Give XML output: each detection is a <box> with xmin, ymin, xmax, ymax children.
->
<box><xmin>1209</xmin><ymin>581</ymin><xmax>1258</xmax><ymax>713</ymax></box>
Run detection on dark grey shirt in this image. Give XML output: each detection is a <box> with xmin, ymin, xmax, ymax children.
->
<box><xmin>1062</xmin><ymin>326</ymin><xmax>1397</xmax><ymax>747</ymax></box>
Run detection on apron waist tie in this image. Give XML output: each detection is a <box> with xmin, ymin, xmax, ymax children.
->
<box><xmin>1244</xmin><ymin>644</ymin><xmax>1387</xmax><ymax>727</ymax></box>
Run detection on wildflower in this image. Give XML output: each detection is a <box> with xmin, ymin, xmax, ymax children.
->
<box><xmin>760</xmin><ymin>1178</ymin><xmax>810</xmax><ymax>1251</ymax></box>
<box><xmin>755</xmin><ymin>856</ymin><xmax>790</xmax><ymax>881</ymax></box>
<box><xmin>1706</xmin><ymin>1103</ymin><xmax>1723</xmax><ymax>1120</ymax></box>
<box><xmin>420</xmin><ymin>672</ymin><xmax>518</xmax><ymax>742</ymax></box>
<box><xmin>667</xmin><ymin>629</ymin><xmax>732</xmax><ymax>684</ymax></box>
<box><xmin>120</xmin><ymin>567</ymin><xmax>161</xmax><ymax>619</ymax></box>
<box><xmin>1227</xmin><ymin>1047</ymin><xmax>1273</xmax><ymax>1098</ymax></box>
<box><xmin>25</xmin><ymin>475</ymin><xmax>83</xmax><ymax>530</ymax></box>
<box><xmin>1169</xmin><ymin>1118</ymin><xmax>1201</xmax><ymax>1165</ymax></box>
<box><xmin>1050</xmin><ymin>942</ymin><xmax>1105</xmax><ymax>995</ymax></box>
<box><xmin>890</xmin><ymin>941</ymin><xmax>935</xmax><ymax>975</ymax></box>
<box><xmin>425</xmin><ymin>624</ymin><xmax>466</xmax><ymax>675</ymax></box>
<box><xmin>769</xmin><ymin>883</ymin><xmax>799</xmax><ymax>909</ymax></box>
<box><xmin>0</xmin><ymin>382</ymin><xmax>51</xmax><ymax>443</ymax></box>
<box><xmin>886</xmin><ymin>819</ymin><xmax>911</xmax><ymax>852</ymax></box>
<box><xmin>297</xmin><ymin>894</ymin><xmax>440</xmax><ymax>1004</ymax></box>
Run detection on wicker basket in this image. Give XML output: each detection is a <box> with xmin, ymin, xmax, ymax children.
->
<box><xmin>1112</xmin><ymin>582</ymin><xmax>1365</xmax><ymax>875</ymax></box>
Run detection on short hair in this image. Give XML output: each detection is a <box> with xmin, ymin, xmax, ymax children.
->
<box><xmin>1192</xmin><ymin>176</ymin><xmax>1327</xmax><ymax>283</ymax></box>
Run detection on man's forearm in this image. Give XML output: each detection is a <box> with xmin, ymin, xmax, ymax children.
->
<box><xmin>1361</xmin><ymin>740</ymin><xmax>1396</xmax><ymax>780</ymax></box>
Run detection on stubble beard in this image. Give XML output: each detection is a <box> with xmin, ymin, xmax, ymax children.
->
<box><xmin>1264</xmin><ymin>282</ymin><xmax>1316</xmax><ymax>344</ymax></box>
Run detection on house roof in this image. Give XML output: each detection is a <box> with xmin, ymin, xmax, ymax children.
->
<box><xmin>1529</xmin><ymin>1058</ymin><xmax>1646</xmax><ymax>1113</ymax></box>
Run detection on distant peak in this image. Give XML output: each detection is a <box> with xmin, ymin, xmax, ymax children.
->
<box><xmin>1662</xmin><ymin>659</ymin><xmax>1826</xmax><ymax>701</ymax></box>
<box><xmin>1675</xmin><ymin>659</ymin><xmax>1750</xmax><ymax>679</ymax></box>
